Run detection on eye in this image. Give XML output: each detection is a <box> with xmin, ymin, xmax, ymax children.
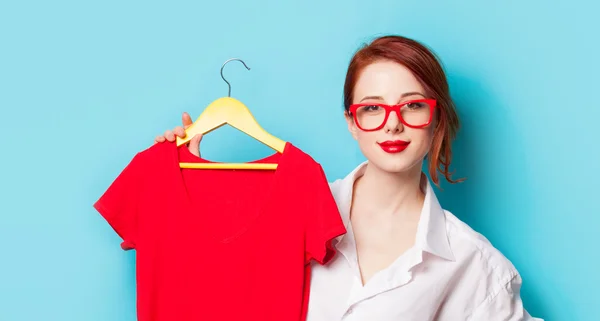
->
<box><xmin>405</xmin><ymin>102</ymin><xmax>427</xmax><ymax>110</ymax></box>
<box><xmin>362</xmin><ymin>105</ymin><xmax>383</xmax><ymax>112</ymax></box>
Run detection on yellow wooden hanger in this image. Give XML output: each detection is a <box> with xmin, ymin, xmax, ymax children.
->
<box><xmin>177</xmin><ymin>58</ymin><xmax>286</xmax><ymax>170</ymax></box>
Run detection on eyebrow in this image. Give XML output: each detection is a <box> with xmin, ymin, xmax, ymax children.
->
<box><xmin>359</xmin><ymin>92</ymin><xmax>425</xmax><ymax>102</ymax></box>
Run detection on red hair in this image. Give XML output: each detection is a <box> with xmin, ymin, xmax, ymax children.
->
<box><xmin>343</xmin><ymin>35</ymin><xmax>463</xmax><ymax>186</ymax></box>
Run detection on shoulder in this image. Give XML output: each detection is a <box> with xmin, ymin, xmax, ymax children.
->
<box><xmin>328</xmin><ymin>178</ymin><xmax>343</xmax><ymax>195</ymax></box>
<box><xmin>327</xmin><ymin>161</ymin><xmax>368</xmax><ymax>200</ymax></box>
<box><xmin>441</xmin><ymin>210</ymin><xmax>543</xmax><ymax>320</ymax></box>
<box><xmin>285</xmin><ymin>143</ymin><xmax>324</xmax><ymax>172</ymax></box>
<box><xmin>443</xmin><ymin>209</ymin><xmax>520</xmax><ymax>287</ymax></box>
<box><xmin>132</xmin><ymin>141</ymin><xmax>172</xmax><ymax>162</ymax></box>
<box><xmin>113</xmin><ymin>142</ymin><xmax>175</xmax><ymax>180</ymax></box>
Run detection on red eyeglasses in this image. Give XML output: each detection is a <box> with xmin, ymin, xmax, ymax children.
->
<box><xmin>348</xmin><ymin>99</ymin><xmax>437</xmax><ymax>131</ymax></box>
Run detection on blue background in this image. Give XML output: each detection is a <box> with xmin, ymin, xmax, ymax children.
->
<box><xmin>1</xmin><ymin>1</ymin><xmax>598</xmax><ymax>320</ymax></box>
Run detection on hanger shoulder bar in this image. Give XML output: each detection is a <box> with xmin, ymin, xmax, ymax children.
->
<box><xmin>179</xmin><ymin>162</ymin><xmax>278</xmax><ymax>170</ymax></box>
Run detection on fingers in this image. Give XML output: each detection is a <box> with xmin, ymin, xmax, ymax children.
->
<box><xmin>188</xmin><ymin>134</ymin><xmax>203</xmax><ymax>157</ymax></box>
<box><xmin>173</xmin><ymin>126</ymin><xmax>186</xmax><ymax>138</ymax></box>
<box><xmin>154</xmin><ymin>135</ymin><xmax>166</xmax><ymax>144</ymax></box>
<box><xmin>155</xmin><ymin>128</ymin><xmax>184</xmax><ymax>144</ymax></box>
<box><xmin>182</xmin><ymin>112</ymin><xmax>193</xmax><ymax>129</ymax></box>
<box><xmin>164</xmin><ymin>130</ymin><xmax>176</xmax><ymax>142</ymax></box>
<box><xmin>154</xmin><ymin>112</ymin><xmax>192</xmax><ymax>145</ymax></box>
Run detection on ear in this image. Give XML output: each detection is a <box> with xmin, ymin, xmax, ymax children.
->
<box><xmin>344</xmin><ymin>111</ymin><xmax>359</xmax><ymax>140</ymax></box>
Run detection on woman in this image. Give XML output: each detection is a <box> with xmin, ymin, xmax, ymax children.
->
<box><xmin>155</xmin><ymin>35</ymin><xmax>540</xmax><ymax>320</ymax></box>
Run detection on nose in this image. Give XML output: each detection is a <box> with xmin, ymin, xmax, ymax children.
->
<box><xmin>384</xmin><ymin>110</ymin><xmax>404</xmax><ymax>134</ymax></box>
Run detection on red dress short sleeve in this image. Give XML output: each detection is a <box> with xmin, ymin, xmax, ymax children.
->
<box><xmin>304</xmin><ymin>163</ymin><xmax>347</xmax><ymax>265</ymax></box>
<box><xmin>93</xmin><ymin>152</ymin><xmax>145</xmax><ymax>250</ymax></box>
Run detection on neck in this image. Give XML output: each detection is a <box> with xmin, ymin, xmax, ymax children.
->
<box><xmin>355</xmin><ymin>161</ymin><xmax>425</xmax><ymax>218</ymax></box>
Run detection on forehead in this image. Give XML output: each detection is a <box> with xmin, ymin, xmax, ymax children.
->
<box><xmin>353</xmin><ymin>60</ymin><xmax>425</xmax><ymax>101</ymax></box>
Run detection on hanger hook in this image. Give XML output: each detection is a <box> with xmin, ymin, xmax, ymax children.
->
<box><xmin>220</xmin><ymin>58</ymin><xmax>251</xmax><ymax>97</ymax></box>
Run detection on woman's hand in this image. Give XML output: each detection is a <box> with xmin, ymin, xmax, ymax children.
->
<box><xmin>154</xmin><ymin>112</ymin><xmax>202</xmax><ymax>157</ymax></box>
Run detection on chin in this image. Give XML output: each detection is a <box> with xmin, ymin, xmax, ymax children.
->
<box><xmin>372</xmin><ymin>158</ymin><xmax>419</xmax><ymax>174</ymax></box>
<box><xmin>363</xmin><ymin>145</ymin><xmax>425</xmax><ymax>174</ymax></box>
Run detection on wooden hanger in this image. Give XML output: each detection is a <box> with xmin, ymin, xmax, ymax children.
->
<box><xmin>177</xmin><ymin>58</ymin><xmax>286</xmax><ymax>170</ymax></box>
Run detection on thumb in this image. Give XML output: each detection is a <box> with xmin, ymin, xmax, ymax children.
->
<box><xmin>182</xmin><ymin>112</ymin><xmax>193</xmax><ymax>129</ymax></box>
<box><xmin>188</xmin><ymin>134</ymin><xmax>203</xmax><ymax>157</ymax></box>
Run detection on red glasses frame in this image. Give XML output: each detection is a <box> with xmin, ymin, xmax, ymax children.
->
<box><xmin>348</xmin><ymin>99</ymin><xmax>438</xmax><ymax>131</ymax></box>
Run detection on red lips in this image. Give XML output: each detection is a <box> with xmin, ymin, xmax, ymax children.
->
<box><xmin>378</xmin><ymin>140</ymin><xmax>410</xmax><ymax>153</ymax></box>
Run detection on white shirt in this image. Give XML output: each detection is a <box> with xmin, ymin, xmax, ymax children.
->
<box><xmin>307</xmin><ymin>161</ymin><xmax>543</xmax><ymax>321</ymax></box>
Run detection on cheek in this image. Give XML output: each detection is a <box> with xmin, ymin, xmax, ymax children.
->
<box><xmin>355</xmin><ymin>130</ymin><xmax>379</xmax><ymax>144</ymax></box>
<box><xmin>407</xmin><ymin>128</ymin><xmax>435</xmax><ymax>151</ymax></box>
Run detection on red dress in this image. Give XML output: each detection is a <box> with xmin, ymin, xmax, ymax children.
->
<box><xmin>94</xmin><ymin>141</ymin><xmax>346</xmax><ymax>321</ymax></box>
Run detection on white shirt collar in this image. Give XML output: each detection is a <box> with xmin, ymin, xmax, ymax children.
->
<box><xmin>333</xmin><ymin>161</ymin><xmax>455</xmax><ymax>262</ymax></box>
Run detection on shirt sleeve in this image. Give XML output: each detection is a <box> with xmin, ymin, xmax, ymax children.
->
<box><xmin>93</xmin><ymin>152</ymin><xmax>144</xmax><ymax>251</ymax></box>
<box><xmin>304</xmin><ymin>163</ymin><xmax>347</xmax><ymax>265</ymax></box>
<box><xmin>469</xmin><ymin>274</ymin><xmax>544</xmax><ymax>321</ymax></box>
